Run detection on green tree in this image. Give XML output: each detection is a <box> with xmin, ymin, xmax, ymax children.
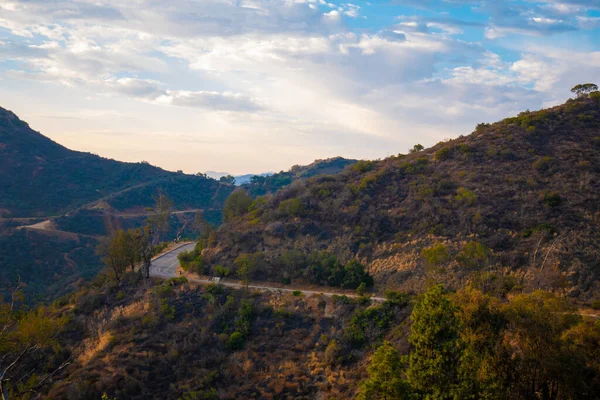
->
<box><xmin>223</xmin><ymin>189</ymin><xmax>253</xmax><ymax>221</ymax></box>
<box><xmin>421</xmin><ymin>243</ymin><xmax>450</xmax><ymax>266</ymax></box>
<box><xmin>406</xmin><ymin>284</ymin><xmax>465</xmax><ymax>399</ymax></box>
<box><xmin>219</xmin><ymin>175</ymin><xmax>236</xmax><ymax>184</ymax></box>
<box><xmin>571</xmin><ymin>83</ymin><xmax>598</xmax><ymax>98</ymax></box>
<box><xmin>358</xmin><ymin>341</ymin><xmax>410</xmax><ymax>400</ymax></box>
<box><xmin>409</xmin><ymin>144</ymin><xmax>425</xmax><ymax>153</ymax></box>
<box><xmin>234</xmin><ymin>253</ymin><xmax>258</xmax><ymax>289</ymax></box>
<box><xmin>342</xmin><ymin>260</ymin><xmax>374</xmax><ymax>289</ymax></box>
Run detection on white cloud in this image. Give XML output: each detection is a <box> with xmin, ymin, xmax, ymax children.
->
<box><xmin>0</xmin><ymin>0</ymin><xmax>597</xmax><ymax>173</ymax></box>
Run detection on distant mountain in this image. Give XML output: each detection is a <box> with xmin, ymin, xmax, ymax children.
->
<box><xmin>234</xmin><ymin>172</ymin><xmax>273</xmax><ymax>185</ymax></box>
<box><xmin>0</xmin><ymin>107</ymin><xmax>233</xmax><ymax>217</ymax></box>
<box><xmin>204</xmin><ymin>97</ymin><xmax>600</xmax><ymax>300</ymax></box>
<box><xmin>205</xmin><ymin>171</ymin><xmax>275</xmax><ymax>185</ymax></box>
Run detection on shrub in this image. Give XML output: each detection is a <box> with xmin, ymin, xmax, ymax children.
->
<box><xmin>591</xmin><ymin>300</ymin><xmax>600</xmax><ymax>310</ymax></box>
<box><xmin>454</xmin><ymin>187</ymin><xmax>477</xmax><ymax>205</ymax></box>
<box><xmin>292</xmin><ymin>290</ymin><xmax>303</xmax><ymax>297</ymax></box>
<box><xmin>385</xmin><ymin>291</ymin><xmax>410</xmax><ymax>306</ymax></box>
<box><xmin>533</xmin><ymin>156</ymin><xmax>553</xmax><ymax>172</ymax></box>
<box><xmin>206</xmin><ymin>283</ymin><xmax>224</xmax><ymax>296</ymax></box>
<box><xmin>543</xmin><ymin>192</ymin><xmax>562</xmax><ymax>207</ymax></box>
<box><xmin>324</xmin><ymin>340</ymin><xmax>343</xmax><ymax>366</ymax></box>
<box><xmin>434</xmin><ymin>147</ymin><xmax>452</xmax><ymax>161</ymax></box>
<box><xmin>353</xmin><ymin>160</ymin><xmax>374</xmax><ymax>173</ymax></box>
<box><xmin>159</xmin><ymin>298</ymin><xmax>176</xmax><ymax>321</ymax></box>
<box><xmin>213</xmin><ymin>265</ymin><xmax>231</xmax><ymax>277</ymax></box>
<box><xmin>227</xmin><ymin>331</ymin><xmax>245</xmax><ymax>350</ymax></box>
<box><xmin>456</xmin><ymin>241</ymin><xmax>490</xmax><ymax>270</ymax></box>
<box><xmin>421</xmin><ymin>244</ymin><xmax>450</xmax><ymax>266</ymax></box>
<box><xmin>475</xmin><ymin>122</ymin><xmax>490</xmax><ymax>131</ymax></box>
<box><xmin>278</xmin><ymin>197</ymin><xmax>306</xmax><ymax>217</ymax></box>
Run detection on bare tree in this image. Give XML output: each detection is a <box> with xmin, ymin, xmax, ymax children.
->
<box><xmin>146</xmin><ymin>192</ymin><xmax>173</xmax><ymax>245</ymax></box>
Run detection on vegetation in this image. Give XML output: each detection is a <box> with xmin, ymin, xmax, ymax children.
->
<box><xmin>357</xmin><ymin>284</ymin><xmax>600</xmax><ymax>399</ymax></box>
<box><xmin>243</xmin><ymin>157</ymin><xmax>357</xmax><ymax>197</ymax></box>
<box><xmin>571</xmin><ymin>83</ymin><xmax>598</xmax><ymax>98</ymax></box>
<box><xmin>201</xmin><ymin>96</ymin><xmax>600</xmax><ymax>299</ymax></box>
<box><xmin>0</xmin><ymin>106</ymin><xmax>233</xmax><ymax>217</ymax></box>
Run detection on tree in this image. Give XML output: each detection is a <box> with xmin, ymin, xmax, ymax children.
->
<box><xmin>406</xmin><ymin>284</ymin><xmax>466</xmax><ymax>399</ymax></box>
<box><xmin>219</xmin><ymin>175</ymin><xmax>236</xmax><ymax>185</ymax></box>
<box><xmin>146</xmin><ymin>192</ymin><xmax>173</xmax><ymax>245</ymax></box>
<box><xmin>409</xmin><ymin>144</ymin><xmax>424</xmax><ymax>153</ymax></box>
<box><xmin>234</xmin><ymin>253</ymin><xmax>258</xmax><ymax>289</ymax></box>
<box><xmin>502</xmin><ymin>291</ymin><xmax>582</xmax><ymax>399</ymax></box>
<box><xmin>193</xmin><ymin>212</ymin><xmax>214</xmax><ymax>240</ymax></box>
<box><xmin>138</xmin><ymin>226</ymin><xmax>154</xmax><ymax>279</ymax></box>
<box><xmin>571</xmin><ymin>83</ymin><xmax>598</xmax><ymax>98</ymax></box>
<box><xmin>341</xmin><ymin>260</ymin><xmax>374</xmax><ymax>289</ymax></box>
<box><xmin>357</xmin><ymin>341</ymin><xmax>410</xmax><ymax>400</ymax></box>
<box><xmin>96</xmin><ymin>232</ymin><xmax>129</xmax><ymax>282</ymax></box>
<box><xmin>223</xmin><ymin>189</ymin><xmax>252</xmax><ymax>221</ymax></box>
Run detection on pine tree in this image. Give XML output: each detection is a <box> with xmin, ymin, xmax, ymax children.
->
<box><xmin>357</xmin><ymin>341</ymin><xmax>410</xmax><ymax>400</ymax></box>
<box><xmin>406</xmin><ymin>284</ymin><xmax>465</xmax><ymax>399</ymax></box>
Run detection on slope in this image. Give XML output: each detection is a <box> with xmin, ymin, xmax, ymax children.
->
<box><xmin>0</xmin><ymin>106</ymin><xmax>232</xmax><ymax>217</ymax></box>
<box><xmin>203</xmin><ymin>96</ymin><xmax>600</xmax><ymax>300</ymax></box>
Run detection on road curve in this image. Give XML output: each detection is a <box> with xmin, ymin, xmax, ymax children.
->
<box><xmin>150</xmin><ymin>243</ymin><xmax>386</xmax><ymax>302</ymax></box>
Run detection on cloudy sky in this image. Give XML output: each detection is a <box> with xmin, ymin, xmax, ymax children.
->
<box><xmin>1</xmin><ymin>0</ymin><xmax>599</xmax><ymax>174</ymax></box>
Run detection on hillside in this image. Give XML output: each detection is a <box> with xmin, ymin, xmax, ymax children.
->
<box><xmin>203</xmin><ymin>96</ymin><xmax>600</xmax><ymax>301</ymax></box>
<box><xmin>244</xmin><ymin>157</ymin><xmax>357</xmax><ymax>197</ymax></box>
<box><xmin>7</xmin><ymin>270</ymin><xmax>600</xmax><ymax>399</ymax></box>
<box><xmin>0</xmin><ymin>106</ymin><xmax>235</xmax><ymax>302</ymax></box>
<box><xmin>0</xmin><ymin>106</ymin><xmax>232</xmax><ymax>217</ymax></box>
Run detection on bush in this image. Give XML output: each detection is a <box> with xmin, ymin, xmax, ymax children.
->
<box><xmin>353</xmin><ymin>160</ymin><xmax>374</xmax><ymax>173</ymax></box>
<box><xmin>213</xmin><ymin>265</ymin><xmax>231</xmax><ymax>277</ymax></box>
<box><xmin>227</xmin><ymin>331</ymin><xmax>245</xmax><ymax>350</ymax></box>
<box><xmin>434</xmin><ymin>147</ymin><xmax>452</xmax><ymax>161</ymax></box>
<box><xmin>533</xmin><ymin>156</ymin><xmax>554</xmax><ymax>172</ymax></box>
<box><xmin>306</xmin><ymin>253</ymin><xmax>373</xmax><ymax>289</ymax></box>
<box><xmin>206</xmin><ymin>283</ymin><xmax>224</xmax><ymax>296</ymax></box>
<box><xmin>278</xmin><ymin>197</ymin><xmax>306</xmax><ymax>217</ymax></box>
<box><xmin>421</xmin><ymin>244</ymin><xmax>450</xmax><ymax>266</ymax></box>
<box><xmin>292</xmin><ymin>290</ymin><xmax>303</xmax><ymax>297</ymax></box>
<box><xmin>591</xmin><ymin>300</ymin><xmax>600</xmax><ymax>310</ymax></box>
<box><xmin>385</xmin><ymin>291</ymin><xmax>410</xmax><ymax>306</ymax></box>
<box><xmin>454</xmin><ymin>187</ymin><xmax>477</xmax><ymax>205</ymax></box>
<box><xmin>159</xmin><ymin>298</ymin><xmax>176</xmax><ymax>321</ymax></box>
<box><xmin>543</xmin><ymin>192</ymin><xmax>562</xmax><ymax>207</ymax></box>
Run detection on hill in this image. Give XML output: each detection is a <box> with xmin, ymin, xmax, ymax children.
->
<box><xmin>0</xmin><ymin>106</ymin><xmax>232</xmax><ymax>217</ymax></box>
<box><xmin>202</xmin><ymin>96</ymin><xmax>600</xmax><ymax>301</ymax></box>
<box><xmin>244</xmin><ymin>157</ymin><xmax>358</xmax><ymax>197</ymax></box>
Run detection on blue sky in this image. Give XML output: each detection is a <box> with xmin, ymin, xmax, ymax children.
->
<box><xmin>0</xmin><ymin>0</ymin><xmax>599</xmax><ymax>173</ymax></box>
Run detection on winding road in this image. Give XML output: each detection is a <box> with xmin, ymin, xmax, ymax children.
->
<box><xmin>150</xmin><ymin>243</ymin><xmax>386</xmax><ymax>301</ymax></box>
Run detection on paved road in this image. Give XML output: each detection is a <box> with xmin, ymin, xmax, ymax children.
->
<box><xmin>150</xmin><ymin>243</ymin><xmax>196</xmax><ymax>278</ymax></box>
<box><xmin>150</xmin><ymin>243</ymin><xmax>386</xmax><ymax>302</ymax></box>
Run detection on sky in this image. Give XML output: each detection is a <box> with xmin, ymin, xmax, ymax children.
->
<box><xmin>0</xmin><ymin>0</ymin><xmax>599</xmax><ymax>174</ymax></box>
